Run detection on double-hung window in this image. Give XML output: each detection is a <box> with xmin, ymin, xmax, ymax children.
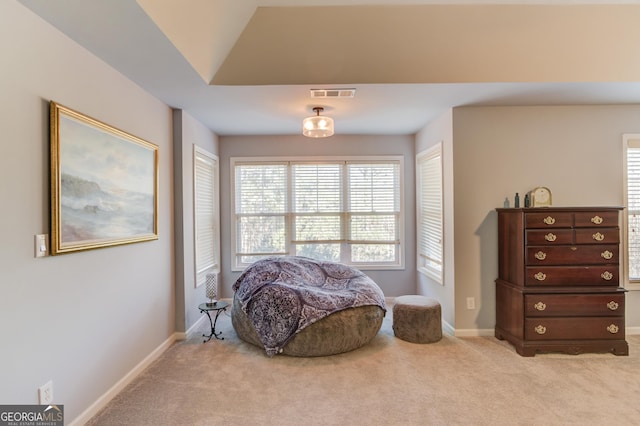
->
<box><xmin>232</xmin><ymin>157</ymin><xmax>403</xmax><ymax>271</ymax></box>
<box><xmin>623</xmin><ymin>134</ymin><xmax>640</xmax><ymax>289</ymax></box>
<box><xmin>416</xmin><ymin>144</ymin><xmax>443</xmax><ymax>284</ymax></box>
<box><xmin>193</xmin><ymin>146</ymin><xmax>219</xmax><ymax>287</ymax></box>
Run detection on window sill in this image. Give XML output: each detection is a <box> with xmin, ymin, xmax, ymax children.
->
<box><xmin>233</xmin><ymin>262</ymin><xmax>404</xmax><ymax>273</ymax></box>
<box><xmin>418</xmin><ymin>267</ymin><xmax>443</xmax><ymax>286</ymax></box>
<box><xmin>624</xmin><ymin>282</ymin><xmax>640</xmax><ymax>291</ymax></box>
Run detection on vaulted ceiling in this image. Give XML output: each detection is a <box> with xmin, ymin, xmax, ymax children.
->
<box><xmin>19</xmin><ymin>0</ymin><xmax>640</xmax><ymax>135</ymax></box>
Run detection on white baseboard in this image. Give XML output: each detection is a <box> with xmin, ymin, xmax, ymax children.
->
<box><xmin>454</xmin><ymin>328</ymin><xmax>495</xmax><ymax>337</ymax></box>
<box><xmin>68</xmin><ymin>333</ymin><xmax>179</xmax><ymax>426</ymax></box>
<box><xmin>183</xmin><ymin>313</ymin><xmax>208</xmax><ymax>339</ymax></box>
<box><xmin>442</xmin><ymin>319</ymin><xmax>455</xmax><ymax>336</ymax></box>
<box><xmin>627</xmin><ymin>326</ymin><xmax>640</xmax><ymax>335</ymax></box>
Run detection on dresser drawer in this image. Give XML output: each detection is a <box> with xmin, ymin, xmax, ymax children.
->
<box><xmin>525</xmin><ymin>293</ymin><xmax>624</xmax><ymax>317</ymax></box>
<box><xmin>574</xmin><ymin>228</ymin><xmax>620</xmax><ymax>244</ymax></box>
<box><xmin>526</xmin><ymin>245</ymin><xmax>618</xmax><ymax>265</ymax></box>
<box><xmin>574</xmin><ymin>211</ymin><xmax>619</xmax><ymax>228</ymax></box>
<box><xmin>525</xmin><ymin>212</ymin><xmax>573</xmax><ymax>229</ymax></box>
<box><xmin>526</xmin><ymin>229</ymin><xmax>573</xmax><ymax>245</ymax></box>
<box><xmin>525</xmin><ymin>266</ymin><xmax>618</xmax><ymax>286</ymax></box>
<box><xmin>525</xmin><ymin>317</ymin><xmax>625</xmax><ymax>340</ymax></box>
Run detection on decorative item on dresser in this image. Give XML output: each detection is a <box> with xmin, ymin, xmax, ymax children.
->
<box><xmin>495</xmin><ymin>207</ymin><xmax>628</xmax><ymax>357</ymax></box>
<box><xmin>530</xmin><ymin>186</ymin><xmax>552</xmax><ymax>207</ymax></box>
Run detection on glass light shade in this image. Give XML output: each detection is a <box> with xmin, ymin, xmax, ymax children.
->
<box><xmin>302</xmin><ymin>115</ymin><xmax>334</xmax><ymax>138</ymax></box>
<box><xmin>205</xmin><ymin>273</ymin><xmax>218</xmax><ymax>305</ymax></box>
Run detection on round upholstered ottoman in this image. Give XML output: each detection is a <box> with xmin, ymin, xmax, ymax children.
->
<box><xmin>232</xmin><ymin>296</ymin><xmax>385</xmax><ymax>357</ymax></box>
<box><xmin>393</xmin><ymin>295</ymin><xmax>442</xmax><ymax>343</ymax></box>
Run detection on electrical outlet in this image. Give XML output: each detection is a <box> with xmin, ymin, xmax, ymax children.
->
<box><xmin>466</xmin><ymin>297</ymin><xmax>476</xmax><ymax>310</ymax></box>
<box><xmin>38</xmin><ymin>381</ymin><xmax>53</xmax><ymax>405</ymax></box>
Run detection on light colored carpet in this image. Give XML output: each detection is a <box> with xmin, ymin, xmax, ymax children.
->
<box><xmin>87</xmin><ymin>304</ymin><xmax>640</xmax><ymax>425</ymax></box>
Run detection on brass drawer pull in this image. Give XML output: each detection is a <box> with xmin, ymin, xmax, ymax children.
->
<box><xmin>543</xmin><ymin>216</ymin><xmax>556</xmax><ymax>225</ymax></box>
<box><xmin>534</xmin><ymin>251</ymin><xmax>547</xmax><ymax>261</ymax></box>
<box><xmin>544</xmin><ymin>233</ymin><xmax>557</xmax><ymax>242</ymax></box>
<box><xmin>607</xmin><ymin>324</ymin><xmax>619</xmax><ymax>334</ymax></box>
<box><xmin>592</xmin><ymin>232</ymin><xmax>605</xmax><ymax>241</ymax></box>
<box><xmin>601</xmin><ymin>250</ymin><xmax>613</xmax><ymax>260</ymax></box>
<box><xmin>607</xmin><ymin>301</ymin><xmax>619</xmax><ymax>311</ymax></box>
<box><xmin>534</xmin><ymin>302</ymin><xmax>546</xmax><ymax>311</ymax></box>
<box><xmin>601</xmin><ymin>271</ymin><xmax>614</xmax><ymax>281</ymax></box>
<box><xmin>534</xmin><ymin>272</ymin><xmax>547</xmax><ymax>281</ymax></box>
<box><xmin>535</xmin><ymin>325</ymin><xmax>547</xmax><ymax>335</ymax></box>
<box><xmin>591</xmin><ymin>215</ymin><xmax>604</xmax><ymax>225</ymax></box>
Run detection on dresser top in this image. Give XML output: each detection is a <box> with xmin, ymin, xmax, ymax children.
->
<box><xmin>496</xmin><ymin>206</ymin><xmax>623</xmax><ymax>213</ymax></box>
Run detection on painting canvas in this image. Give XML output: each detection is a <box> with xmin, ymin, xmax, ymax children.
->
<box><xmin>50</xmin><ymin>101</ymin><xmax>158</xmax><ymax>254</ymax></box>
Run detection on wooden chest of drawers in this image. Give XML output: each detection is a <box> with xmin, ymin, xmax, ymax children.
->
<box><xmin>495</xmin><ymin>207</ymin><xmax>628</xmax><ymax>356</ymax></box>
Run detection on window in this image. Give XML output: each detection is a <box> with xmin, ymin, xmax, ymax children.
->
<box><xmin>194</xmin><ymin>146</ymin><xmax>219</xmax><ymax>287</ymax></box>
<box><xmin>231</xmin><ymin>157</ymin><xmax>403</xmax><ymax>271</ymax></box>
<box><xmin>416</xmin><ymin>144</ymin><xmax>443</xmax><ymax>284</ymax></box>
<box><xmin>623</xmin><ymin>134</ymin><xmax>640</xmax><ymax>289</ymax></box>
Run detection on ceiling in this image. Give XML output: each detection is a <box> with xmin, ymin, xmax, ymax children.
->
<box><xmin>18</xmin><ymin>0</ymin><xmax>640</xmax><ymax>136</ymax></box>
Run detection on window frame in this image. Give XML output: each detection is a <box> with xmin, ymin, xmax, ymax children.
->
<box><xmin>416</xmin><ymin>143</ymin><xmax>444</xmax><ymax>284</ymax></box>
<box><xmin>193</xmin><ymin>145</ymin><xmax>220</xmax><ymax>287</ymax></box>
<box><xmin>231</xmin><ymin>156</ymin><xmax>405</xmax><ymax>272</ymax></box>
<box><xmin>622</xmin><ymin>134</ymin><xmax>640</xmax><ymax>291</ymax></box>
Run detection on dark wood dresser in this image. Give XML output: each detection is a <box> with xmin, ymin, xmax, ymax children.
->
<box><xmin>495</xmin><ymin>207</ymin><xmax>628</xmax><ymax>356</ymax></box>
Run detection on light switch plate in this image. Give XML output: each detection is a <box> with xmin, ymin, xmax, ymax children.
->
<box><xmin>35</xmin><ymin>234</ymin><xmax>48</xmax><ymax>258</ymax></box>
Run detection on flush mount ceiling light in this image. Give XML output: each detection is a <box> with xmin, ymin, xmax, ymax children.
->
<box><xmin>302</xmin><ymin>107</ymin><xmax>334</xmax><ymax>138</ymax></box>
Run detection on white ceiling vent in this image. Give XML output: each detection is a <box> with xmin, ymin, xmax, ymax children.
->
<box><xmin>310</xmin><ymin>88</ymin><xmax>356</xmax><ymax>98</ymax></box>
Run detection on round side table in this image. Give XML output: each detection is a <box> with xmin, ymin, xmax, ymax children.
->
<box><xmin>198</xmin><ymin>301</ymin><xmax>228</xmax><ymax>343</ymax></box>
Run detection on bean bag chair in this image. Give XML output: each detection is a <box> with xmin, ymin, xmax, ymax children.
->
<box><xmin>231</xmin><ymin>256</ymin><xmax>386</xmax><ymax>357</ymax></box>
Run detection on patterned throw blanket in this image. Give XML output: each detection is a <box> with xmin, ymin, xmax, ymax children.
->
<box><xmin>232</xmin><ymin>256</ymin><xmax>387</xmax><ymax>356</ymax></box>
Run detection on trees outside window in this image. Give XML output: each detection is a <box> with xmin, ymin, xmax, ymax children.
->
<box><xmin>231</xmin><ymin>157</ymin><xmax>404</xmax><ymax>271</ymax></box>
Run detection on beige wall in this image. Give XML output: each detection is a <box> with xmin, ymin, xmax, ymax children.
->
<box><xmin>215</xmin><ymin>4</ymin><xmax>640</xmax><ymax>85</ymax></box>
<box><xmin>173</xmin><ymin>110</ymin><xmax>219</xmax><ymax>333</ymax></box>
<box><xmin>0</xmin><ymin>1</ymin><xmax>174</xmax><ymax>420</ymax></box>
<box><xmin>451</xmin><ymin>105</ymin><xmax>640</xmax><ymax>332</ymax></box>
<box><xmin>415</xmin><ymin>110</ymin><xmax>456</xmax><ymax>330</ymax></box>
<box><xmin>218</xmin><ymin>134</ymin><xmax>416</xmax><ymax>298</ymax></box>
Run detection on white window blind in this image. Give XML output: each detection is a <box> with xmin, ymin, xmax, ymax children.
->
<box><xmin>194</xmin><ymin>146</ymin><xmax>219</xmax><ymax>287</ymax></box>
<box><xmin>624</xmin><ymin>135</ymin><xmax>640</xmax><ymax>285</ymax></box>
<box><xmin>347</xmin><ymin>163</ymin><xmax>401</xmax><ymax>264</ymax></box>
<box><xmin>234</xmin><ymin>163</ymin><xmax>288</xmax><ymax>265</ymax></box>
<box><xmin>416</xmin><ymin>144</ymin><xmax>443</xmax><ymax>283</ymax></box>
<box><xmin>231</xmin><ymin>157</ymin><xmax>404</xmax><ymax>270</ymax></box>
<box><xmin>292</xmin><ymin>163</ymin><xmax>342</xmax><ymax>262</ymax></box>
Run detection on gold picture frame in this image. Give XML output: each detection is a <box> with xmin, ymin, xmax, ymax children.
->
<box><xmin>49</xmin><ymin>101</ymin><xmax>158</xmax><ymax>255</ymax></box>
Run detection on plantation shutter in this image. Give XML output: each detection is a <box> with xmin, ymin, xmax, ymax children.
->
<box><xmin>417</xmin><ymin>145</ymin><xmax>443</xmax><ymax>282</ymax></box>
<box><xmin>194</xmin><ymin>147</ymin><xmax>218</xmax><ymax>286</ymax></box>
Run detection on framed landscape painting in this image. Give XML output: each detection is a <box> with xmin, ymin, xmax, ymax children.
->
<box><xmin>49</xmin><ymin>101</ymin><xmax>158</xmax><ymax>255</ymax></box>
